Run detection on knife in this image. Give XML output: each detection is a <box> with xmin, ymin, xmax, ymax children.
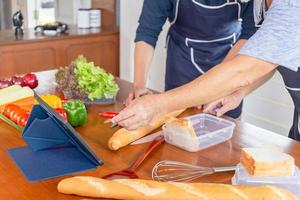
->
<box><xmin>131</xmin><ymin>131</ymin><xmax>164</xmax><ymax>145</ymax></box>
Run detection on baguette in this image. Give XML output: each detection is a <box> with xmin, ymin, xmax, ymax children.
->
<box><xmin>108</xmin><ymin>110</ymin><xmax>185</xmax><ymax>150</ymax></box>
<box><xmin>58</xmin><ymin>176</ymin><xmax>299</xmax><ymax>200</ymax></box>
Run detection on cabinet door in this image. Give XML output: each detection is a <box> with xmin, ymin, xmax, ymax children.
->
<box><xmin>0</xmin><ymin>43</ymin><xmax>58</xmax><ymax>78</ymax></box>
<box><xmin>64</xmin><ymin>34</ymin><xmax>119</xmax><ymax>75</ymax></box>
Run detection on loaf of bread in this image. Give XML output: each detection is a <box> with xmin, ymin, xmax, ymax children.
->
<box><xmin>108</xmin><ymin>110</ymin><xmax>185</xmax><ymax>150</ymax></box>
<box><xmin>58</xmin><ymin>176</ymin><xmax>299</xmax><ymax>200</ymax></box>
<box><xmin>241</xmin><ymin>147</ymin><xmax>295</xmax><ymax>177</ymax></box>
<box><xmin>164</xmin><ymin>118</ymin><xmax>196</xmax><ymax>137</ymax></box>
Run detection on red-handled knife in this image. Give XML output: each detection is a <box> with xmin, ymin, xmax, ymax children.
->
<box><xmin>98</xmin><ymin>112</ymin><xmax>119</xmax><ymax>119</ymax></box>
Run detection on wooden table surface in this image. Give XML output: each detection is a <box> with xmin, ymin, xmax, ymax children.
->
<box><xmin>0</xmin><ymin>71</ymin><xmax>300</xmax><ymax>200</ymax></box>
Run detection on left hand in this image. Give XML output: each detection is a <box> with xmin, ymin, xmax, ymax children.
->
<box><xmin>112</xmin><ymin>94</ymin><xmax>165</xmax><ymax>130</ymax></box>
<box><xmin>203</xmin><ymin>91</ymin><xmax>243</xmax><ymax>117</ymax></box>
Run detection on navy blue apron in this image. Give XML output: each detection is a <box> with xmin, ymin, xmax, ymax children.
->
<box><xmin>278</xmin><ymin>66</ymin><xmax>300</xmax><ymax>141</ymax></box>
<box><xmin>165</xmin><ymin>0</ymin><xmax>243</xmax><ymax>118</ymax></box>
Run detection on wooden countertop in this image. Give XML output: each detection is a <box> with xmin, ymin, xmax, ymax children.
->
<box><xmin>0</xmin><ymin>25</ymin><xmax>119</xmax><ymax>46</ymax></box>
<box><xmin>0</xmin><ymin>70</ymin><xmax>300</xmax><ymax>200</ymax></box>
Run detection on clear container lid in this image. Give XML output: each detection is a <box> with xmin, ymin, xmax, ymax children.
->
<box><xmin>232</xmin><ymin>164</ymin><xmax>300</xmax><ymax>197</ymax></box>
<box><xmin>163</xmin><ymin>114</ymin><xmax>236</xmax><ymax>152</ymax></box>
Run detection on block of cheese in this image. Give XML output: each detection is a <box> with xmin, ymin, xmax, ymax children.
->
<box><xmin>164</xmin><ymin>118</ymin><xmax>196</xmax><ymax>137</ymax></box>
<box><xmin>241</xmin><ymin>147</ymin><xmax>295</xmax><ymax>177</ymax></box>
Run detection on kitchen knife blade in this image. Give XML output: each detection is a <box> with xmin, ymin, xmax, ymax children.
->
<box><xmin>131</xmin><ymin>131</ymin><xmax>163</xmax><ymax>145</ymax></box>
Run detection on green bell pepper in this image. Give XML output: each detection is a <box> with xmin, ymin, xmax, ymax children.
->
<box><xmin>63</xmin><ymin>99</ymin><xmax>87</xmax><ymax>127</ymax></box>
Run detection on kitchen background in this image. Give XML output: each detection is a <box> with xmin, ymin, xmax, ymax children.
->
<box><xmin>0</xmin><ymin>0</ymin><xmax>294</xmax><ymax>136</ymax></box>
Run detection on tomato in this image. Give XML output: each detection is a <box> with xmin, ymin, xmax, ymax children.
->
<box><xmin>3</xmin><ymin>104</ymin><xmax>29</xmax><ymax>127</ymax></box>
<box><xmin>17</xmin><ymin>113</ymin><xmax>29</xmax><ymax>127</ymax></box>
<box><xmin>3</xmin><ymin>104</ymin><xmax>19</xmax><ymax>118</ymax></box>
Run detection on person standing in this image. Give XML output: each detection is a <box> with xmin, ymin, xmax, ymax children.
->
<box><xmin>126</xmin><ymin>0</ymin><xmax>256</xmax><ymax>119</ymax></box>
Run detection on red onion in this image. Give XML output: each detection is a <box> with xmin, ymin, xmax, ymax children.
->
<box><xmin>22</xmin><ymin>73</ymin><xmax>38</xmax><ymax>89</ymax></box>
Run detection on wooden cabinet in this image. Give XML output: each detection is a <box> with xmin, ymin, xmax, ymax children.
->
<box><xmin>0</xmin><ymin>25</ymin><xmax>119</xmax><ymax>79</ymax></box>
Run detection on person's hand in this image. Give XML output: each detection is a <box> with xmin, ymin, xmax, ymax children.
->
<box><xmin>124</xmin><ymin>86</ymin><xmax>153</xmax><ymax>107</ymax></box>
<box><xmin>113</xmin><ymin>94</ymin><xmax>165</xmax><ymax>130</ymax></box>
<box><xmin>203</xmin><ymin>91</ymin><xmax>243</xmax><ymax>117</ymax></box>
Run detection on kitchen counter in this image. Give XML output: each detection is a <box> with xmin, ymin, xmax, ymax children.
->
<box><xmin>0</xmin><ymin>71</ymin><xmax>300</xmax><ymax>200</ymax></box>
<box><xmin>0</xmin><ymin>25</ymin><xmax>119</xmax><ymax>46</ymax></box>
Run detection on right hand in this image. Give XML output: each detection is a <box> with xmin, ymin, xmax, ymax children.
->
<box><xmin>124</xmin><ymin>87</ymin><xmax>153</xmax><ymax>107</ymax></box>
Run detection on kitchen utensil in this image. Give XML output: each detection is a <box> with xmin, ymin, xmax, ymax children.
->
<box><xmin>152</xmin><ymin>160</ymin><xmax>236</xmax><ymax>182</ymax></box>
<box><xmin>131</xmin><ymin>131</ymin><xmax>163</xmax><ymax>145</ymax></box>
<box><xmin>102</xmin><ymin>135</ymin><xmax>165</xmax><ymax>179</ymax></box>
<box><xmin>98</xmin><ymin>112</ymin><xmax>119</xmax><ymax>119</ymax></box>
<box><xmin>99</xmin><ymin>111</ymin><xmax>119</xmax><ymax>128</ymax></box>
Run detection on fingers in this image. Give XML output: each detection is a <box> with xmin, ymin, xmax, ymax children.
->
<box><xmin>118</xmin><ymin>115</ymin><xmax>146</xmax><ymax>130</ymax></box>
<box><xmin>203</xmin><ymin>100</ymin><xmax>222</xmax><ymax>115</ymax></box>
<box><xmin>112</xmin><ymin>107</ymin><xmax>135</xmax><ymax>124</ymax></box>
<box><xmin>124</xmin><ymin>92</ymin><xmax>134</xmax><ymax>107</ymax></box>
<box><xmin>216</xmin><ymin>103</ymin><xmax>233</xmax><ymax>117</ymax></box>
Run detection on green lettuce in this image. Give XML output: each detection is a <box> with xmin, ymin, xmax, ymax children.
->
<box><xmin>74</xmin><ymin>55</ymin><xmax>119</xmax><ymax>100</ymax></box>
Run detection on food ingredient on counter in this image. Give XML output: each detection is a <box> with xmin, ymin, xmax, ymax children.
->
<box><xmin>0</xmin><ymin>80</ymin><xmax>12</xmax><ymax>89</ymax></box>
<box><xmin>241</xmin><ymin>147</ymin><xmax>295</xmax><ymax>177</ymax></box>
<box><xmin>10</xmin><ymin>76</ymin><xmax>25</xmax><ymax>87</ymax></box>
<box><xmin>0</xmin><ymin>85</ymin><xmax>22</xmax><ymax>96</ymax></box>
<box><xmin>40</xmin><ymin>94</ymin><xmax>62</xmax><ymax>109</ymax></box>
<box><xmin>0</xmin><ymin>73</ymin><xmax>38</xmax><ymax>90</ymax></box>
<box><xmin>0</xmin><ymin>112</ymin><xmax>24</xmax><ymax>132</ymax></box>
<box><xmin>3</xmin><ymin>104</ymin><xmax>29</xmax><ymax>127</ymax></box>
<box><xmin>108</xmin><ymin>109</ymin><xmax>185</xmax><ymax>151</ymax></box>
<box><xmin>57</xmin><ymin>176</ymin><xmax>299</xmax><ymax>200</ymax></box>
<box><xmin>4</xmin><ymin>96</ymin><xmax>36</xmax><ymax>112</ymax></box>
<box><xmin>55</xmin><ymin>108</ymin><xmax>68</xmax><ymax>121</ymax></box>
<box><xmin>63</xmin><ymin>99</ymin><xmax>87</xmax><ymax>127</ymax></box>
<box><xmin>22</xmin><ymin>73</ymin><xmax>39</xmax><ymax>89</ymax></box>
<box><xmin>55</xmin><ymin>55</ymin><xmax>119</xmax><ymax>100</ymax></box>
<box><xmin>0</xmin><ymin>86</ymin><xmax>34</xmax><ymax>106</ymax></box>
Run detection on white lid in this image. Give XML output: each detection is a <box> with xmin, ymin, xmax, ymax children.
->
<box><xmin>232</xmin><ymin>164</ymin><xmax>300</xmax><ymax>197</ymax></box>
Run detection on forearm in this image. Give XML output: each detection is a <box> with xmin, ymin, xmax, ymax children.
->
<box><xmin>160</xmin><ymin>55</ymin><xmax>277</xmax><ymax>112</ymax></box>
<box><xmin>134</xmin><ymin>41</ymin><xmax>155</xmax><ymax>88</ymax></box>
<box><xmin>223</xmin><ymin>39</ymin><xmax>248</xmax><ymax>62</ymax></box>
<box><xmin>237</xmin><ymin>70</ymin><xmax>275</xmax><ymax>98</ymax></box>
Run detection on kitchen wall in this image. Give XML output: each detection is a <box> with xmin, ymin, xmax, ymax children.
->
<box><xmin>0</xmin><ymin>0</ymin><xmax>12</xmax><ymax>30</ymax></box>
<box><xmin>120</xmin><ymin>0</ymin><xmax>168</xmax><ymax>92</ymax></box>
<box><xmin>120</xmin><ymin>0</ymin><xmax>294</xmax><ymax>136</ymax></box>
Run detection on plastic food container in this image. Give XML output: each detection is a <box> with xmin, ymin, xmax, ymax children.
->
<box><xmin>163</xmin><ymin>113</ymin><xmax>236</xmax><ymax>152</ymax></box>
<box><xmin>232</xmin><ymin>164</ymin><xmax>300</xmax><ymax>197</ymax></box>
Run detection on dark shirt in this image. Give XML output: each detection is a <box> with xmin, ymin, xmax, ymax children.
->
<box><xmin>135</xmin><ymin>0</ymin><xmax>256</xmax><ymax>48</ymax></box>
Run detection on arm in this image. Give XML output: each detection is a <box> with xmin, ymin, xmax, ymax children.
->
<box><xmin>160</xmin><ymin>55</ymin><xmax>277</xmax><ymax>113</ymax></box>
<box><xmin>222</xmin><ymin>39</ymin><xmax>247</xmax><ymax>62</ymax></box>
<box><xmin>125</xmin><ymin>0</ymin><xmax>172</xmax><ymax>105</ymax></box>
<box><xmin>204</xmin><ymin>70</ymin><xmax>275</xmax><ymax>117</ymax></box>
<box><xmin>115</xmin><ymin>56</ymin><xmax>277</xmax><ymax>130</ymax></box>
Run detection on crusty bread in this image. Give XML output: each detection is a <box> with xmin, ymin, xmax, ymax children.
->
<box><xmin>164</xmin><ymin>118</ymin><xmax>196</xmax><ymax>137</ymax></box>
<box><xmin>241</xmin><ymin>148</ymin><xmax>295</xmax><ymax>177</ymax></box>
<box><xmin>58</xmin><ymin>176</ymin><xmax>299</xmax><ymax>200</ymax></box>
<box><xmin>108</xmin><ymin>110</ymin><xmax>185</xmax><ymax>150</ymax></box>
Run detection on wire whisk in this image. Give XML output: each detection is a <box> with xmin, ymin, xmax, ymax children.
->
<box><xmin>152</xmin><ymin>160</ymin><xmax>236</xmax><ymax>182</ymax></box>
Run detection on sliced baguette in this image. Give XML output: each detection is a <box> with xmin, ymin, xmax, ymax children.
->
<box><xmin>241</xmin><ymin>147</ymin><xmax>295</xmax><ymax>177</ymax></box>
<box><xmin>164</xmin><ymin>118</ymin><xmax>196</xmax><ymax>137</ymax></box>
